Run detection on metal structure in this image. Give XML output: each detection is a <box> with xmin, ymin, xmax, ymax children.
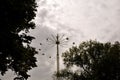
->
<box><xmin>56</xmin><ymin>34</ymin><xmax>60</xmax><ymax>79</ymax></box>
<box><xmin>46</xmin><ymin>33</ymin><xmax>69</xmax><ymax>80</ymax></box>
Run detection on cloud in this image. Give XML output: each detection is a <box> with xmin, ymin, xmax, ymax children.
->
<box><xmin>56</xmin><ymin>0</ymin><xmax>120</xmax><ymax>42</ymax></box>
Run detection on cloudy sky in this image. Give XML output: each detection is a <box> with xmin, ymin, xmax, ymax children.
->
<box><xmin>1</xmin><ymin>0</ymin><xmax>120</xmax><ymax>80</ymax></box>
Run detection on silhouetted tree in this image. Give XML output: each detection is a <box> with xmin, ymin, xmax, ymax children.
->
<box><xmin>57</xmin><ymin>40</ymin><xmax>120</xmax><ymax>80</ymax></box>
<box><xmin>0</xmin><ymin>0</ymin><xmax>37</xmax><ymax>79</ymax></box>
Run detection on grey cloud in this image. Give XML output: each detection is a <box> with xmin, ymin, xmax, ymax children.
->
<box><xmin>30</xmin><ymin>0</ymin><xmax>120</xmax><ymax>80</ymax></box>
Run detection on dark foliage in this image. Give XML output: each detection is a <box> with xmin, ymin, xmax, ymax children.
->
<box><xmin>0</xmin><ymin>0</ymin><xmax>37</xmax><ymax>79</ymax></box>
<box><xmin>58</xmin><ymin>40</ymin><xmax>120</xmax><ymax>80</ymax></box>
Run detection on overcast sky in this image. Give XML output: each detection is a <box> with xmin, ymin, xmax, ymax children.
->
<box><xmin>1</xmin><ymin>0</ymin><xmax>120</xmax><ymax>80</ymax></box>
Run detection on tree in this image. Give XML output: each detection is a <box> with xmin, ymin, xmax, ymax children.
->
<box><xmin>58</xmin><ymin>40</ymin><xmax>120</xmax><ymax>80</ymax></box>
<box><xmin>0</xmin><ymin>0</ymin><xmax>37</xmax><ymax>79</ymax></box>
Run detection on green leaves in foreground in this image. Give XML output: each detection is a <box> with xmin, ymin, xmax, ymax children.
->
<box><xmin>0</xmin><ymin>0</ymin><xmax>37</xmax><ymax>79</ymax></box>
<box><xmin>58</xmin><ymin>40</ymin><xmax>120</xmax><ymax>80</ymax></box>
